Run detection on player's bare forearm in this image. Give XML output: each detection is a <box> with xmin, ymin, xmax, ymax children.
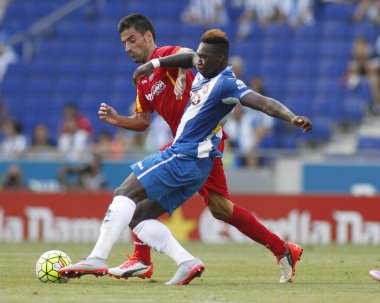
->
<box><xmin>241</xmin><ymin>91</ymin><xmax>312</xmax><ymax>132</ymax></box>
<box><xmin>98</xmin><ymin>103</ymin><xmax>151</xmax><ymax>131</ymax></box>
<box><xmin>259</xmin><ymin>97</ymin><xmax>295</xmax><ymax>122</ymax></box>
<box><xmin>176</xmin><ymin>47</ymin><xmax>194</xmax><ymax>75</ymax></box>
<box><xmin>114</xmin><ymin>113</ymin><xmax>150</xmax><ymax>132</ymax></box>
<box><xmin>156</xmin><ymin>52</ymin><xmax>195</xmax><ymax>69</ymax></box>
<box><xmin>133</xmin><ymin>53</ymin><xmax>196</xmax><ymax>85</ymax></box>
<box><xmin>241</xmin><ymin>91</ymin><xmax>295</xmax><ymax>122</ymax></box>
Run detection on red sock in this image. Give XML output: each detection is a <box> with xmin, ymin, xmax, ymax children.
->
<box><xmin>131</xmin><ymin>233</ymin><xmax>151</xmax><ymax>262</ymax></box>
<box><xmin>228</xmin><ymin>204</ymin><xmax>286</xmax><ymax>256</ymax></box>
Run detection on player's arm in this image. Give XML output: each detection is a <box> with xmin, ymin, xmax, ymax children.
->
<box><xmin>174</xmin><ymin>47</ymin><xmax>194</xmax><ymax>100</ymax></box>
<box><xmin>98</xmin><ymin>103</ymin><xmax>151</xmax><ymax>131</ymax></box>
<box><xmin>240</xmin><ymin>91</ymin><xmax>313</xmax><ymax>132</ymax></box>
<box><xmin>133</xmin><ymin>52</ymin><xmax>197</xmax><ymax>85</ymax></box>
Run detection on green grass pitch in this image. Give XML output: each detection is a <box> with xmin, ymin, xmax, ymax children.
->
<box><xmin>0</xmin><ymin>242</ymin><xmax>379</xmax><ymax>303</ymax></box>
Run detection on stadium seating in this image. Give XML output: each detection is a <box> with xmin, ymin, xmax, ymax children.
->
<box><xmin>0</xmin><ymin>0</ymin><xmax>377</xmax><ymax>150</ymax></box>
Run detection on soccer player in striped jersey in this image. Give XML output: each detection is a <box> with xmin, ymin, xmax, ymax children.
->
<box><xmin>106</xmin><ymin>14</ymin><xmax>306</xmax><ymax>283</ymax></box>
<box><xmin>59</xmin><ymin>18</ymin><xmax>311</xmax><ymax>285</ymax></box>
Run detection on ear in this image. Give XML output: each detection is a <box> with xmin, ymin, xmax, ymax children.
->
<box><xmin>144</xmin><ymin>31</ymin><xmax>154</xmax><ymax>44</ymax></box>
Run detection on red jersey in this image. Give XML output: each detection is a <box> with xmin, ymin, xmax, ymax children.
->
<box><xmin>135</xmin><ymin>46</ymin><xmax>194</xmax><ymax>137</ymax></box>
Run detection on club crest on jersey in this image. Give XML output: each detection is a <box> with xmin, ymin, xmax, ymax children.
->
<box><xmin>190</xmin><ymin>91</ymin><xmax>201</xmax><ymax>105</ymax></box>
<box><xmin>144</xmin><ymin>80</ymin><xmax>166</xmax><ymax>101</ymax></box>
<box><xmin>202</xmin><ymin>83</ymin><xmax>210</xmax><ymax>94</ymax></box>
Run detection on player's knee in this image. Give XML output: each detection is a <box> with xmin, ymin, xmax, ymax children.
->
<box><xmin>209</xmin><ymin>207</ymin><xmax>229</xmax><ymax>221</ymax></box>
<box><xmin>113</xmin><ymin>186</ymin><xmax>127</xmax><ymax>197</ymax></box>
<box><xmin>129</xmin><ymin>218</ymin><xmax>141</xmax><ymax>230</ymax></box>
<box><xmin>208</xmin><ymin>194</ymin><xmax>233</xmax><ymax>222</ymax></box>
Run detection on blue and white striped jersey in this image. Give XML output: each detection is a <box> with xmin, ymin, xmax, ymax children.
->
<box><xmin>171</xmin><ymin>66</ymin><xmax>252</xmax><ymax>158</ymax></box>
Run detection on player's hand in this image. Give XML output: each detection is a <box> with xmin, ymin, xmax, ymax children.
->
<box><xmin>174</xmin><ymin>74</ymin><xmax>186</xmax><ymax>100</ymax></box>
<box><xmin>291</xmin><ymin>116</ymin><xmax>313</xmax><ymax>132</ymax></box>
<box><xmin>98</xmin><ymin>102</ymin><xmax>119</xmax><ymax>126</ymax></box>
<box><xmin>133</xmin><ymin>62</ymin><xmax>154</xmax><ymax>86</ymax></box>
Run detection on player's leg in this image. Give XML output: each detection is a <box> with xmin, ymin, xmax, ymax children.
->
<box><xmin>127</xmin><ymin>153</ymin><xmax>212</xmax><ymax>285</ymax></box>
<box><xmin>131</xmin><ymin>179</ymin><xmax>210</xmax><ymax>284</ymax></box>
<box><xmin>202</xmin><ymin>157</ymin><xmax>303</xmax><ymax>282</ymax></box>
<box><xmin>108</xmin><ymin>199</ymin><xmax>166</xmax><ymax>280</ymax></box>
<box><xmin>119</xmin><ymin>142</ymin><xmax>175</xmax><ymax>274</ymax></box>
<box><xmin>133</xmin><ymin>218</ymin><xmax>205</xmax><ymax>285</ymax></box>
<box><xmin>59</xmin><ymin>172</ymin><xmax>146</xmax><ymax>278</ymax></box>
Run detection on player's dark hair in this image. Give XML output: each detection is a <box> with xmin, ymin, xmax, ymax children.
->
<box><xmin>201</xmin><ymin>29</ymin><xmax>229</xmax><ymax>57</ymax></box>
<box><xmin>118</xmin><ymin>14</ymin><xmax>156</xmax><ymax>41</ymax></box>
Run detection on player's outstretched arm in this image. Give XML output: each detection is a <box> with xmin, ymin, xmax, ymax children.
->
<box><xmin>98</xmin><ymin>102</ymin><xmax>151</xmax><ymax>131</ymax></box>
<box><xmin>133</xmin><ymin>52</ymin><xmax>196</xmax><ymax>85</ymax></box>
<box><xmin>240</xmin><ymin>91</ymin><xmax>313</xmax><ymax>132</ymax></box>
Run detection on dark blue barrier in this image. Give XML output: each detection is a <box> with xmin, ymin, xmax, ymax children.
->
<box><xmin>0</xmin><ymin>160</ymin><xmax>133</xmax><ymax>191</ymax></box>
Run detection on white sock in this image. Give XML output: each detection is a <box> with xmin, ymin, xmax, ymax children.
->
<box><xmin>89</xmin><ymin>196</ymin><xmax>136</xmax><ymax>260</ymax></box>
<box><xmin>133</xmin><ymin>219</ymin><xmax>195</xmax><ymax>265</ymax></box>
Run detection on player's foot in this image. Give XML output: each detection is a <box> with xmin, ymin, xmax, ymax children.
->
<box><xmin>276</xmin><ymin>242</ymin><xmax>303</xmax><ymax>283</ymax></box>
<box><xmin>108</xmin><ymin>256</ymin><xmax>153</xmax><ymax>280</ymax></box>
<box><xmin>369</xmin><ymin>269</ymin><xmax>380</xmax><ymax>282</ymax></box>
<box><xmin>165</xmin><ymin>258</ymin><xmax>205</xmax><ymax>285</ymax></box>
<box><xmin>58</xmin><ymin>257</ymin><xmax>108</xmax><ymax>278</ymax></box>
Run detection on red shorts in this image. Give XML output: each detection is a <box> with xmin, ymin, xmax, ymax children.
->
<box><xmin>197</xmin><ymin>140</ymin><xmax>230</xmax><ymax>204</ymax></box>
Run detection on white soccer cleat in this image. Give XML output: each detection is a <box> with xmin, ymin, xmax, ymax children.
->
<box><xmin>58</xmin><ymin>257</ymin><xmax>108</xmax><ymax>278</ymax></box>
<box><xmin>369</xmin><ymin>269</ymin><xmax>380</xmax><ymax>282</ymax></box>
<box><xmin>165</xmin><ymin>258</ymin><xmax>205</xmax><ymax>285</ymax></box>
<box><xmin>108</xmin><ymin>256</ymin><xmax>153</xmax><ymax>280</ymax></box>
<box><xmin>276</xmin><ymin>242</ymin><xmax>303</xmax><ymax>283</ymax></box>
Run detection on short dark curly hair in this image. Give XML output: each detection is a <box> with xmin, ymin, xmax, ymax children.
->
<box><xmin>201</xmin><ymin>29</ymin><xmax>229</xmax><ymax>56</ymax></box>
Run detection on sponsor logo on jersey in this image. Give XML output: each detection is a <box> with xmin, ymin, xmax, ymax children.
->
<box><xmin>144</xmin><ymin>80</ymin><xmax>166</xmax><ymax>101</ymax></box>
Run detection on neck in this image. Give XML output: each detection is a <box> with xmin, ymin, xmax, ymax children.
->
<box><xmin>143</xmin><ymin>45</ymin><xmax>157</xmax><ymax>64</ymax></box>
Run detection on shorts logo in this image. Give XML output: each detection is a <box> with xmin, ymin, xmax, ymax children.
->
<box><xmin>137</xmin><ymin>161</ymin><xmax>144</xmax><ymax>170</ymax></box>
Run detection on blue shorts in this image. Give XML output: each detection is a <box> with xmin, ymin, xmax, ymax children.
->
<box><xmin>131</xmin><ymin>148</ymin><xmax>213</xmax><ymax>215</ymax></box>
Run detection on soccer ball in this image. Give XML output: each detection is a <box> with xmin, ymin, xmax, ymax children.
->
<box><xmin>35</xmin><ymin>250</ymin><xmax>72</xmax><ymax>283</ymax></box>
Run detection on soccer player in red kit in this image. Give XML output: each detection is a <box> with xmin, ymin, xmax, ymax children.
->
<box><xmin>100</xmin><ymin>14</ymin><xmax>302</xmax><ymax>283</ymax></box>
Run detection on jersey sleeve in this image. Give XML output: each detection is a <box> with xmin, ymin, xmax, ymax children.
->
<box><xmin>221</xmin><ymin>77</ymin><xmax>252</xmax><ymax>104</ymax></box>
<box><xmin>135</xmin><ymin>86</ymin><xmax>153</xmax><ymax>113</ymax></box>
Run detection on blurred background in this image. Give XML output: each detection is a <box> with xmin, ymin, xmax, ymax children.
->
<box><xmin>0</xmin><ymin>0</ymin><xmax>380</xmax><ymax>245</ymax></box>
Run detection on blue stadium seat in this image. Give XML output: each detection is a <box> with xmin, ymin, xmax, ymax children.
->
<box><xmin>320</xmin><ymin>21</ymin><xmax>351</xmax><ymax>40</ymax></box>
<box><xmin>230</xmin><ymin>40</ymin><xmax>260</xmax><ymax>58</ymax></box>
<box><xmin>357</xmin><ymin>136</ymin><xmax>380</xmax><ymax>150</ymax></box>
<box><xmin>263</xmin><ymin>23</ymin><xmax>292</xmax><ymax>42</ymax></box>
<box><xmin>292</xmin><ymin>25</ymin><xmax>319</xmax><ymax>42</ymax></box>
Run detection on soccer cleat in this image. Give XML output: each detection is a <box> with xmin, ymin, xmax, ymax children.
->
<box><xmin>276</xmin><ymin>242</ymin><xmax>303</xmax><ymax>283</ymax></box>
<box><xmin>369</xmin><ymin>269</ymin><xmax>380</xmax><ymax>282</ymax></box>
<box><xmin>108</xmin><ymin>256</ymin><xmax>153</xmax><ymax>280</ymax></box>
<box><xmin>165</xmin><ymin>258</ymin><xmax>205</xmax><ymax>285</ymax></box>
<box><xmin>58</xmin><ymin>257</ymin><xmax>108</xmax><ymax>279</ymax></box>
